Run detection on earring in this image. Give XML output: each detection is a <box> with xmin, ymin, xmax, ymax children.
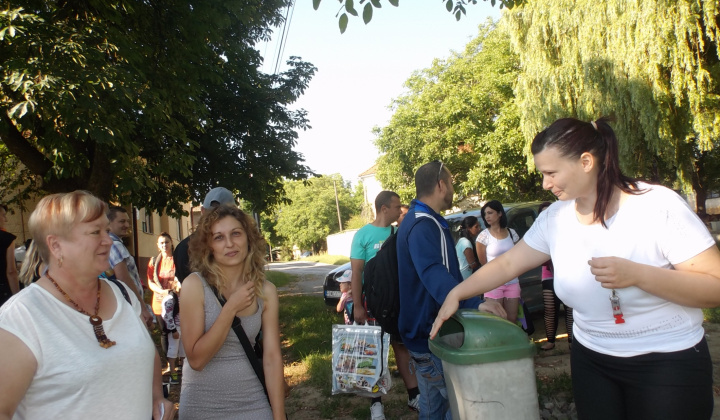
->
<box><xmin>58</xmin><ymin>255</ymin><xmax>64</xmax><ymax>268</ymax></box>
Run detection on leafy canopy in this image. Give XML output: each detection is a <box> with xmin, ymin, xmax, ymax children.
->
<box><xmin>312</xmin><ymin>0</ymin><xmax>522</xmax><ymax>33</ymax></box>
<box><xmin>505</xmin><ymin>0</ymin><xmax>720</xmax><ymax>208</ymax></box>
<box><xmin>374</xmin><ymin>20</ymin><xmax>545</xmax><ymax>204</ymax></box>
<box><xmin>0</xmin><ymin>1</ymin><xmax>316</xmax><ymax>214</ymax></box>
<box><xmin>273</xmin><ymin>174</ymin><xmax>361</xmax><ymax>251</ymax></box>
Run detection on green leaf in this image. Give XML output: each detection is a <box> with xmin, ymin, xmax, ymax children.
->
<box><xmin>363</xmin><ymin>3</ymin><xmax>373</xmax><ymax>24</ymax></box>
<box><xmin>313</xmin><ymin>0</ymin><xmax>321</xmax><ymax>10</ymax></box>
<box><xmin>339</xmin><ymin>13</ymin><xmax>349</xmax><ymax>33</ymax></box>
<box><xmin>346</xmin><ymin>0</ymin><xmax>358</xmax><ymax>16</ymax></box>
<box><xmin>370</xmin><ymin>0</ymin><xmax>381</xmax><ymax>7</ymax></box>
<box><xmin>455</xmin><ymin>10</ymin><xmax>461</xmax><ymax>20</ymax></box>
<box><xmin>446</xmin><ymin>0</ymin><xmax>453</xmax><ymax>12</ymax></box>
<box><xmin>388</xmin><ymin>0</ymin><xmax>399</xmax><ymax>6</ymax></box>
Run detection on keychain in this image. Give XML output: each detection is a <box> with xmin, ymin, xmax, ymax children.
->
<box><xmin>610</xmin><ymin>290</ymin><xmax>625</xmax><ymax>324</ymax></box>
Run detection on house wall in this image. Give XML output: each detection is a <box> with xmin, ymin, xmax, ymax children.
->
<box><xmin>360</xmin><ymin>175</ymin><xmax>383</xmax><ymax>218</ymax></box>
<box><xmin>326</xmin><ymin>229</ymin><xmax>359</xmax><ymax>257</ymax></box>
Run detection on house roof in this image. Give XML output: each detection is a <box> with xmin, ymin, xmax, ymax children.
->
<box><xmin>358</xmin><ymin>163</ymin><xmax>378</xmax><ymax>178</ymax></box>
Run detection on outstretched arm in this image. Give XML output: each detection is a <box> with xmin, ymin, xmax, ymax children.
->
<box><xmin>431</xmin><ymin>240</ymin><xmax>548</xmax><ymax>339</ymax></box>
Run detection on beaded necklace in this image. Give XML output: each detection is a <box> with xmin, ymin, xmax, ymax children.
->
<box><xmin>47</xmin><ymin>274</ymin><xmax>116</xmax><ymax>348</ymax></box>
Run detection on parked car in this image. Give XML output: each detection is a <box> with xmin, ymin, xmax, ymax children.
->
<box><xmin>323</xmin><ymin>262</ymin><xmax>351</xmax><ymax>306</ymax></box>
<box><xmin>444</xmin><ymin>201</ymin><xmax>546</xmax><ymax>313</ymax></box>
<box><xmin>323</xmin><ymin>201</ymin><xmax>548</xmax><ymax>312</ymax></box>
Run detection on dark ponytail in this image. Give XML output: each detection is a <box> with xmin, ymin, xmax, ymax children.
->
<box><xmin>531</xmin><ymin>117</ymin><xmax>643</xmax><ymax>228</ymax></box>
<box><xmin>459</xmin><ymin>216</ymin><xmax>480</xmax><ymax>262</ymax></box>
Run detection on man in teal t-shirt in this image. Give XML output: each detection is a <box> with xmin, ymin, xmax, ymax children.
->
<box><xmin>349</xmin><ymin>191</ymin><xmax>419</xmax><ymax>419</ymax></box>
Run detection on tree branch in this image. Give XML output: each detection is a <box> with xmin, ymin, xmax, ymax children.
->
<box><xmin>0</xmin><ymin>114</ymin><xmax>53</xmax><ymax>176</ymax></box>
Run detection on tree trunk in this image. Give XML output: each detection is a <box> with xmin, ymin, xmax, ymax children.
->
<box><xmin>692</xmin><ymin>150</ymin><xmax>708</xmax><ymax>219</ymax></box>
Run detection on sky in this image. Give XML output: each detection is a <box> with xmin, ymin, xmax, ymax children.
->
<box><xmin>258</xmin><ymin>1</ymin><xmax>501</xmax><ymax>184</ymax></box>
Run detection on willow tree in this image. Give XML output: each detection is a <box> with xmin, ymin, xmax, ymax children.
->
<box><xmin>374</xmin><ymin>20</ymin><xmax>545</xmax><ymax>204</ymax></box>
<box><xmin>506</xmin><ymin>0</ymin><xmax>720</xmax><ymax>214</ymax></box>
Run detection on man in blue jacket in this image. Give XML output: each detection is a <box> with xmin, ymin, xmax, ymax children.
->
<box><xmin>397</xmin><ymin>160</ymin><xmax>506</xmax><ymax>420</ymax></box>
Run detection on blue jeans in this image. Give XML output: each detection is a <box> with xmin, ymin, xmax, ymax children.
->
<box><xmin>409</xmin><ymin>350</ymin><xmax>452</xmax><ymax>420</ymax></box>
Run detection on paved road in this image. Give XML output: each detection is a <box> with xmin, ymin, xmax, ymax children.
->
<box><xmin>267</xmin><ymin>261</ymin><xmax>340</xmax><ymax>297</ymax></box>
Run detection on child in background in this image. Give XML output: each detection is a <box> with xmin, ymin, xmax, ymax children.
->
<box><xmin>336</xmin><ymin>270</ymin><xmax>353</xmax><ymax>324</ymax></box>
<box><xmin>162</xmin><ymin>280</ymin><xmax>185</xmax><ymax>384</ymax></box>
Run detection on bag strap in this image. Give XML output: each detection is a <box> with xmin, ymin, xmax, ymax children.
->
<box><xmin>415</xmin><ymin>212</ymin><xmax>450</xmax><ymax>270</ymax></box>
<box><xmin>507</xmin><ymin>228</ymin><xmax>518</xmax><ymax>244</ymax></box>
<box><xmin>208</xmin><ymin>284</ymin><xmax>268</xmax><ymax>398</ymax></box>
<box><xmin>103</xmin><ymin>276</ymin><xmax>132</xmax><ymax>305</ymax></box>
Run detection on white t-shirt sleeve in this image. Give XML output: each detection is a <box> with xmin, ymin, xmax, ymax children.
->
<box><xmin>522</xmin><ymin>207</ymin><xmax>551</xmax><ymax>254</ymax></box>
<box><xmin>476</xmin><ymin>229</ymin><xmax>490</xmax><ymax>246</ymax></box>
<box><xmin>655</xmin><ymin>187</ymin><xmax>716</xmax><ymax>264</ymax></box>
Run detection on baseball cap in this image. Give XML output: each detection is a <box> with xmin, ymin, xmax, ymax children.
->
<box><xmin>202</xmin><ymin>187</ymin><xmax>236</xmax><ymax>209</ymax></box>
<box><xmin>337</xmin><ymin>269</ymin><xmax>352</xmax><ymax>283</ymax></box>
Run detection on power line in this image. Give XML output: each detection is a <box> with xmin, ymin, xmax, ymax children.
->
<box><xmin>273</xmin><ymin>0</ymin><xmax>296</xmax><ymax>75</ymax></box>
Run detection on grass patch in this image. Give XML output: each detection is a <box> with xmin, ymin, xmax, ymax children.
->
<box><xmin>265</xmin><ymin>270</ymin><xmax>293</xmax><ymax>288</ymax></box>
<box><xmin>301</xmin><ymin>254</ymin><xmax>350</xmax><ymax>265</ymax></box>
<box><xmin>279</xmin><ymin>295</ymin><xmax>337</xmax><ymax>363</ymax></box>
<box><xmin>536</xmin><ymin>371</ymin><xmax>573</xmax><ymax>401</ymax></box>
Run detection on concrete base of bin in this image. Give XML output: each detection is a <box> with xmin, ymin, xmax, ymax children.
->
<box><xmin>442</xmin><ymin>357</ymin><xmax>540</xmax><ymax>420</ymax></box>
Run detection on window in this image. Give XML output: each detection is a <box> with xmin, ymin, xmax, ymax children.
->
<box><xmin>140</xmin><ymin>209</ymin><xmax>153</xmax><ymax>234</ymax></box>
<box><xmin>507</xmin><ymin>210</ymin><xmax>536</xmax><ymax>239</ymax></box>
<box><xmin>176</xmin><ymin>217</ymin><xmax>183</xmax><ymax>240</ymax></box>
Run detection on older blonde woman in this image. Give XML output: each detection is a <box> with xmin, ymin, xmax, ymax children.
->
<box><xmin>179</xmin><ymin>204</ymin><xmax>284</xmax><ymax>419</ymax></box>
<box><xmin>0</xmin><ymin>191</ymin><xmax>174</xmax><ymax>419</ymax></box>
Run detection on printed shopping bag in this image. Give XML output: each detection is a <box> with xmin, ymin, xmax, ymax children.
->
<box><xmin>331</xmin><ymin>323</ymin><xmax>392</xmax><ymax>396</ymax></box>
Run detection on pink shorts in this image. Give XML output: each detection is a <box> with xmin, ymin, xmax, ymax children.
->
<box><xmin>484</xmin><ymin>283</ymin><xmax>521</xmax><ymax>299</ymax></box>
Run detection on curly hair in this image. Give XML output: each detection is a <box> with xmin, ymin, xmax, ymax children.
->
<box><xmin>188</xmin><ymin>205</ymin><xmax>267</xmax><ymax>298</ymax></box>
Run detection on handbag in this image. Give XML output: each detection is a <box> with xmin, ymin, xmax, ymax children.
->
<box><xmin>331</xmin><ymin>323</ymin><xmax>392</xmax><ymax>397</ymax></box>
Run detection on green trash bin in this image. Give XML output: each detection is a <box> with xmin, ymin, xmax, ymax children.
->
<box><xmin>429</xmin><ymin>309</ymin><xmax>540</xmax><ymax>420</ymax></box>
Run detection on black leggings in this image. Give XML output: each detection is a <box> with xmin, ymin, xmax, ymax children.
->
<box><xmin>542</xmin><ymin>279</ymin><xmax>573</xmax><ymax>343</ymax></box>
<box><xmin>571</xmin><ymin>337</ymin><xmax>713</xmax><ymax>420</ymax></box>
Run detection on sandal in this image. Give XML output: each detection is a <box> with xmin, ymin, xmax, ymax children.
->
<box><xmin>540</xmin><ymin>342</ymin><xmax>555</xmax><ymax>351</ymax></box>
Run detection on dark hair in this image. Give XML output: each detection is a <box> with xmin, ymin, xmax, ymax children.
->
<box><xmin>0</xmin><ymin>203</ymin><xmax>7</xmax><ymax>212</ymax></box>
<box><xmin>374</xmin><ymin>190</ymin><xmax>400</xmax><ymax>213</ymax></box>
<box><xmin>415</xmin><ymin>160</ymin><xmax>450</xmax><ymax>198</ymax></box>
<box><xmin>531</xmin><ymin>117</ymin><xmax>642</xmax><ymax>228</ymax></box>
<box><xmin>107</xmin><ymin>205</ymin><xmax>128</xmax><ymax>221</ymax></box>
<box><xmin>459</xmin><ymin>216</ymin><xmax>480</xmax><ymax>262</ymax></box>
<box><xmin>481</xmin><ymin>200</ymin><xmax>507</xmax><ymax>228</ymax></box>
<box><xmin>538</xmin><ymin>201</ymin><xmax>552</xmax><ymax>213</ymax></box>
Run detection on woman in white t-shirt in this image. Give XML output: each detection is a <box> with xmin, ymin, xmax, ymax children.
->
<box><xmin>431</xmin><ymin>117</ymin><xmax>720</xmax><ymax>420</ymax></box>
<box><xmin>455</xmin><ymin>216</ymin><xmax>481</xmax><ymax>280</ymax></box>
<box><xmin>0</xmin><ymin>191</ymin><xmax>175</xmax><ymax>419</ymax></box>
<box><xmin>475</xmin><ymin>200</ymin><xmax>520</xmax><ymax>323</ymax></box>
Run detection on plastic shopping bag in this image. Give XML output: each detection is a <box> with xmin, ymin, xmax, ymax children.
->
<box><xmin>331</xmin><ymin>323</ymin><xmax>392</xmax><ymax>397</ymax></box>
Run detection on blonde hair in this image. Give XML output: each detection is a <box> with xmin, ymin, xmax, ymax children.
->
<box><xmin>19</xmin><ymin>241</ymin><xmax>43</xmax><ymax>286</ymax></box>
<box><xmin>188</xmin><ymin>204</ymin><xmax>267</xmax><ymax>298</ymax></box>
<box><xmin>22</xmin><ymin>191</ymin><xmax>108</xmax><ymax>281</ymax></box>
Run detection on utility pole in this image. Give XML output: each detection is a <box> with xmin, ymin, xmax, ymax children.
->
<box><xmin>333</xmin><ymin>179</ymin><xmax>343</xmax><ymax>232</ymax></box>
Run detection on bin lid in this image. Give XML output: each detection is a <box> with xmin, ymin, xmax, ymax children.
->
<box><xmin>428</xmin><ymin>309</ymin><xmax>535</xmax><ymax>365</ymax></box>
